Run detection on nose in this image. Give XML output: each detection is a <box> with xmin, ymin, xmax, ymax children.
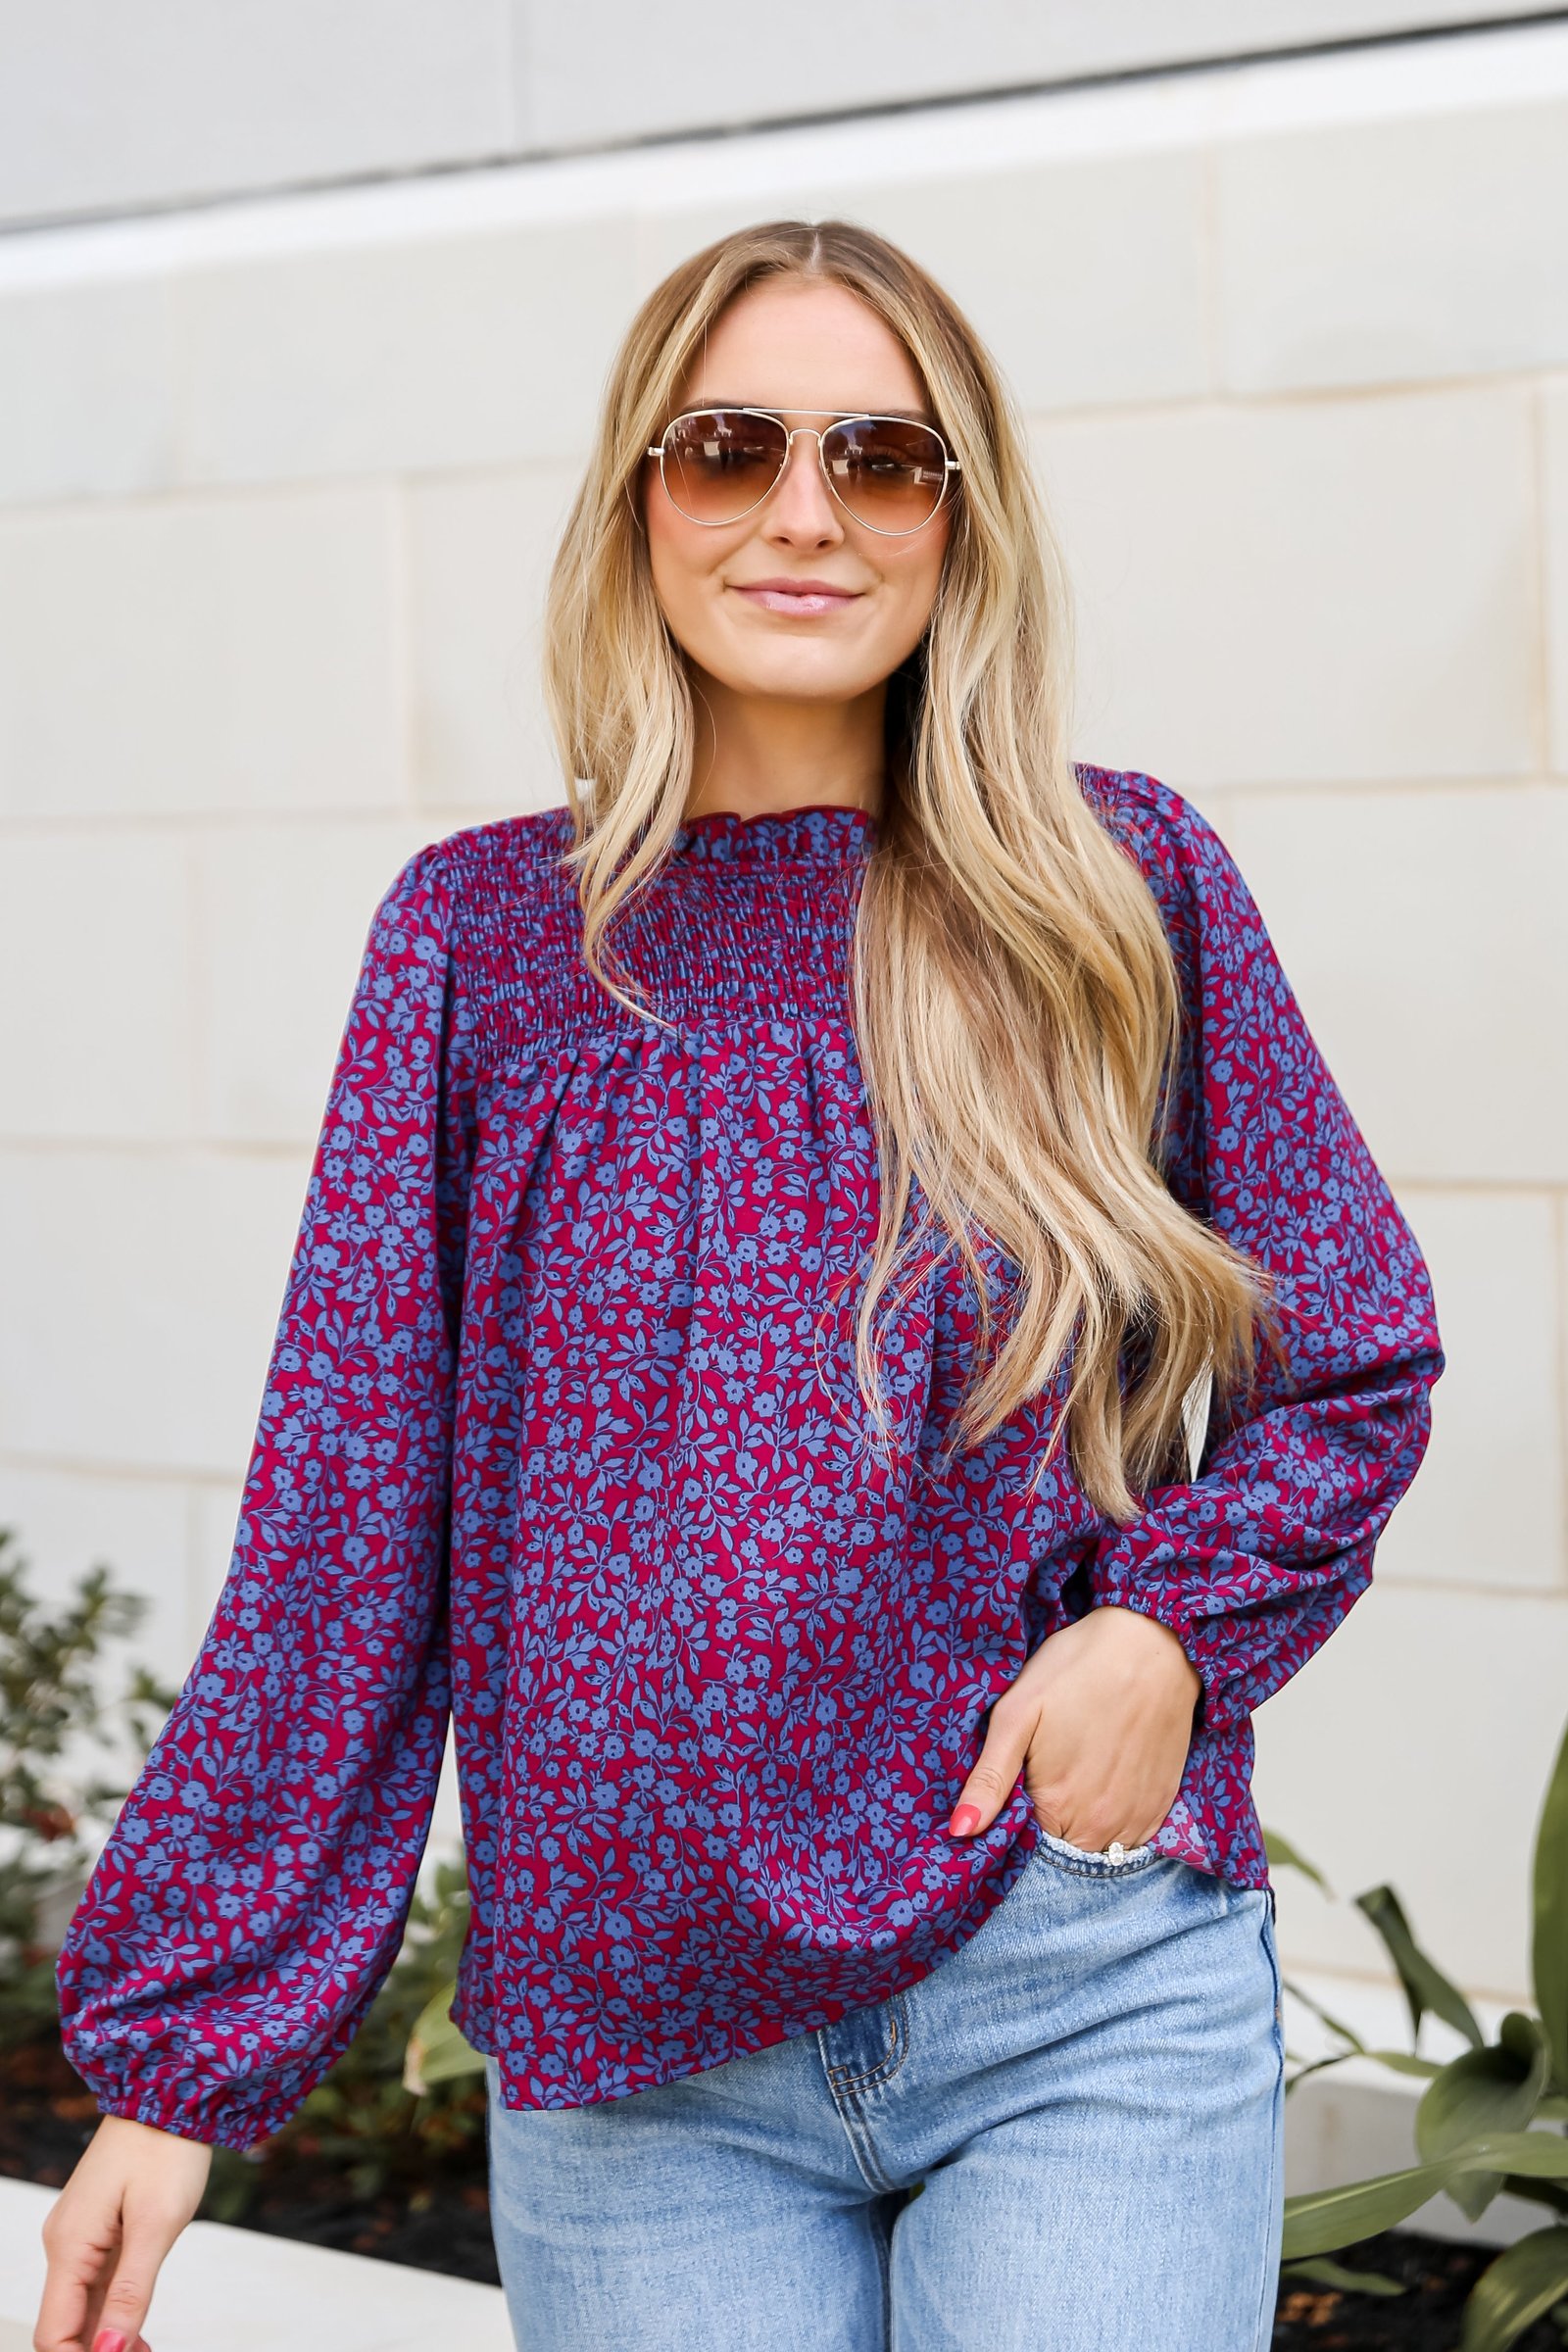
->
<box><xmin>761</xmin><ymin>427</ymin><xmax>845</xmax><ymax>546</ymax></box>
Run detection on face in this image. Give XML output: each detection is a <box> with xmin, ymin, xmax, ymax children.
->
<box><xmin>641</xmin><ymin>277</ymin><xmax>954</xmax><ymax>711</ymax></box>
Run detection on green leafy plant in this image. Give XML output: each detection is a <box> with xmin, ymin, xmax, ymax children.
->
<box><xmin>1271</xmin><ymin>1711</ymin><xmax>1568</xmax><ymax>2352</ymax></box>
<box><xmin>404</xmin><ymin>1943</ymin><xmax>486</xmax><ymax>2098</ymax></box>
<box><xmin>0</xmin><ymin>1528</ymin><xmax>176</xmax><ymax>2051</ymax></box>
<box><xmin>0</xmin><ymin>1523</ymin><xmax>486</xmax><ymax>2230</ymax></box>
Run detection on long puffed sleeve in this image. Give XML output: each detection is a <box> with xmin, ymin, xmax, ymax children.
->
<box><xmin>56</xmin><ymin>839</ymin><xmax>477</xmax><ymax>2151</ymax></box>
<box><xmin>1083</xmin><ymin>778</ymin><xmax>1444</xmax><ymax>1743</ymax></box>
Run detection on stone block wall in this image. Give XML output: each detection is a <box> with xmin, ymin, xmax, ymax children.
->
<box><xmin>1</xmin><ymin>19</ymin><xmax>1563</xmax><ymax>2006</ymax></box>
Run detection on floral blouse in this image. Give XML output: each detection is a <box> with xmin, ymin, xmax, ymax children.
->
<box><xmin>54</xmin><ymin>766</ymin><xmax>1443</xmax><ymax>2148</ymax></box>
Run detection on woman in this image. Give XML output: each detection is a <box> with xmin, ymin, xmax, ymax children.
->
<box><xmin>37</xmin><ymin>220</ymin><xmax>1442</xmax><ymax>2352</ymax></box>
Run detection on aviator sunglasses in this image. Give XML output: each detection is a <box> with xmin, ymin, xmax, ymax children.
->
<box><xmin>646</xmin><ymin>406</ymin><xmax>961</xmax><ymax>536</ymax></box>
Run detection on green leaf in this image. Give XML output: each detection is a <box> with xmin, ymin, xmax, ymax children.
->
<box><xmin>1459</xmin><ymin>2226</ymin><xmax>1568</xmax><ymax>2352</ymax></box>
<box><xmin>1500</xmin><ymin>2173</ymin><xmax>1568</xmax><ymax>2220</ymax></box>
<box><xmin>1368</xmin><ymin>2049</ymin><xmax>1445</xmax><ymax>2080</ymax></box>
<box><xmin>1284</xmin><ymin>2051</ymin><xmax>1367</xmax><ymax>2098</ymax></box>
<box><xmin>1463</xmin><ymin>2132</ymin><xmax>1568</xmax><ymax>2180</ymax></box>
<box><xmin>1417</xmin><ymin>2026</ymin><xmax>1552</xmax><ymax>2220</ymax></box>
<box><xmin>1280</xmin><ymin>1973</ymin><xmax>1367</xmax><ymax>2053</ymax></box>
<box><xmin>1502</xmin><ymin>2012</ymin><xmax>1549</xmax><ymax>2067</ymax></box>
<box><xmin>1283</xmin><ymin>2047</ymin><xmax>1440</xmax><ymax>2102</ymax></box>
<box><xmin>1283</xmin><ymin>2134</ymin><xmax>1568</xmax><ymax>2262</ymax></box>
<box><xmin>1355</xmin><ymin>1883</ymin><xmax>1485</xmax><ymax>2049</ymax></box>
<box><xmin>403</xmin><ymin>1979</ymin><xmax>486</xmax><ymax>2094</ymax></box>
<box><xmin>1283</xmin><ymin>2162</ymin><xmax>1455</xmax><ymax>2258</ymax></box>
<box><xmin>1535</xmin><ymin>1716</ymin><xmax>1568</xmax><ymax>2098</ymax></box>
<box><xmin>1264</xmin><ymin>1828</ymin><xmax>1332</xmax><ymax>1893</ymax></box>
<box><xmin>1280</xmin><ymin>2256</ymin><xmax>1405</xmax><ymax>2296</ymax></box>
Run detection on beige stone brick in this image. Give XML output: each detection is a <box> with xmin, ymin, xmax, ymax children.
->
<box><xmin>404</xmin><ymin>467</ymin><xmax>575</xmax><ymax>818</ymax></box>
<box><xmin>0</xmin><ymin>277</ymin><xmax>180</xmax><ymax>506</ymax></box>
<box><xmin>194</xmin><ymin>819</ymin><xmax>437</xmax><ymax>1144</ymax></box>
<box><xmin>1217</xmin><ymin>93</ymin><xmax>1568</xmax><ymax>394</ymax></box>
<box><xmin>1036</xmin><ymin>383</ymin><xmax>1537</xmax><ymax>788</ymax></box>
<box><xmin>187</xmin><ymin>1474</ymin><xmax>247</xmax><ymax>1650</ymax></box>
<box><xmin>881</xmin><ymin>158</ymin><xmax>1209</xmax><ymax>416</ymax></box>
<box><xmin>0</xmin><ymin>488</ymin><xmax>404</xmax><ymax>818</ymax></box>
<box><xmin>181</xmin><ymin>220</ymin><xmax>636</xmax><ymax>486</ymax></box>
<box><xmin>638</xmin><ymin>143</ymin><xmax>1210</xmax><ymax>416</ymax></box>
<box><xmin>1544</xmin><ymin>381</ymin><xmax>1568</xmax><ymax>780</ymax></box>
<box><xmin>0</xmin><ymin>1462</ymin><xmax>195</xmax><ymax>1690</ymax></box>
<box><xmin>0</xmin><ymin>831</ymin><xmax>195</xmax><ymax>1140</ymax></box>
<box><xmin>0</xmin><ymin>1144</ymin><xmax>312</xmax><ymax>1477</ymax></box>
<box><xmin>1252</xmin><ymin>1580</ymin><xmax>1568</xmax><ymax>2003</ymax></box>
<box><xmin>1372</xmin><ymin>1190</ymin><xmax>1564</xmax><ymax>1592</ymax></box>
<box><xmin>406</xmin><ymin>465</ymin><xmax>579</xmax><ymax>811</ymax></box>
<box><xmin>1213</xmin><ymin>785</ymin><xmax>1568</xmax><ymax>1183</ymax></box>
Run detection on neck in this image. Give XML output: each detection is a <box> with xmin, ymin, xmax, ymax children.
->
<box><xmin>682</xmin><ymin>666</ymin><xmax>888</xmax><ymax>822</ymax></box>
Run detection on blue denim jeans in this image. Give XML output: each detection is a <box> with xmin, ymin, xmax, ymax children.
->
<box><xmin>485</xmin><ymin>1833</ymin><xmax>1286</xmax><ymax>2350</ymax></box>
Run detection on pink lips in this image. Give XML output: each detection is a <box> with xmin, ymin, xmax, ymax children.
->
<box><xmin>729</xmin><ymin>577</ymin><xmax>861</xmax><ymax>617</ymax></box>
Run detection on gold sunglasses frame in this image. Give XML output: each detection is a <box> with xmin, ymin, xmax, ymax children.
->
<box><xmin>645</xmin><ymin>406</ymin><xmax>962</xmax><ymax>537</ymax></box>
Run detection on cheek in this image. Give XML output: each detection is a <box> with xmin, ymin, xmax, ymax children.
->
<box><xmin>644</xmin><ymin>492</ymin><xmax>688</xmax><ymax>602</ymax></box>
<box><xmin>878</xmin><ymin>529</ymin><xmax>949</xmax><ymax>648</ymax></box>
<box><xmin>644</xmin><ymin>498</ymin><xmax>731</xmax><ymax>654</ymax></box>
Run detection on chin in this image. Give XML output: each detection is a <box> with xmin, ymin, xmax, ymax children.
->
<box><xmin>710</xmin><ymin>645</ymin><xmax>878</xmax><ymax>703</ymax></box>
<box><xmin>749</xmin><ymin>671</ymin><xmax>870</xmax><ymax>705</ymax></box>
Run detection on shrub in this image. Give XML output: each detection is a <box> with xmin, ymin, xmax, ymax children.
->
<box><xmin>0</xmin><ymin>1528</ymin><xmax>175</xmax><ymax>2052</ymax></box>
<box><xmin>1276</xmin><ymin>1715</ymin><xmax>1568</xmax><ymax>2351</ymax></box>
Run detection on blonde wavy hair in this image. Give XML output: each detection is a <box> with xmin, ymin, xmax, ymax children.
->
<box><xmin>542</xmin><ymin>218</ymin><xmax>1273</xmax><ymax>1523</ymax></box>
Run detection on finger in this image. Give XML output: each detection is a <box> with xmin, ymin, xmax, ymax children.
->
<box><xmin>89</xmin><ymin>2200</ymin><xmax>183</xmax><ymax>2351</ymax></box>
<box><xmin>35</xmin><ymin>2206</ymin><xmax>119</xmax><ymax>2352</ymax></box>
<box><xmin>948</xmin><ymin>1697</ymin><xmax>1035</xmax><ymax>1836</ymax></box>
<box><xmin>80</xmin><ymin>2300</ymin><xmax>156</xmax><ymax>2352</ymax></box>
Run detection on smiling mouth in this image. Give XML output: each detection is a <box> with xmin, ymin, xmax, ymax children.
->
<box><xmin>728</xmin><ymin>581</ymin><xmax>863</xmax><ymax>616</ymax></box>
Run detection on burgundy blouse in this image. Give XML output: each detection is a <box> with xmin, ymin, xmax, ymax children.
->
<box><xmin>55</xmin><ymin>766</ymin><xmax>1442</xmax><ymax>2148</ymax></box>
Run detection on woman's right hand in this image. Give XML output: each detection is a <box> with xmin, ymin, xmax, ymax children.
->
<box><xmin>34</xmin><ymin>2113</ymin><xmax>213</xmax><ymax>2352</ymax></box>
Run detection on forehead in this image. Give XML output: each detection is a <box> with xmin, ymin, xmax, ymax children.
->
<box><xmin>678</xmin><ymin>277</ymin><xmax>934</xmax><ymax>421</ymax></box>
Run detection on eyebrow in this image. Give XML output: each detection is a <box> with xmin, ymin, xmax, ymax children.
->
<box><xmin>678</xmin><ymin>398</ymin><xmax>939</xmax><ymax>426</ymax></box>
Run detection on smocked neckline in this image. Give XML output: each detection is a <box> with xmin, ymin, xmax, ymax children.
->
<box><xmin>668</xmin><ymin>802</ymin><xmax>877</xmax><ymax>866</ymax></box>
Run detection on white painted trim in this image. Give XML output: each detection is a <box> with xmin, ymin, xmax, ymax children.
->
<box><xmin>0</xmin><ymin>2174</ymin><xmax>512</xmax><ymax>2350</ymax></box>
<box><xmin>0</xmin><ymin>16</ymin><xmax>1565</xmax><ymax>291</ymax></box>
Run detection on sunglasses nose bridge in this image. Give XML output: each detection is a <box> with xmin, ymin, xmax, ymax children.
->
<box><xmin>768</xmin><ymin>424</ymin><xmax>841</xmax><ymax>515</ymax></box>
<box><xmin>778</xmin><ymin>423</ymin><xmax>829</xmax><ymax>478</ymax></box>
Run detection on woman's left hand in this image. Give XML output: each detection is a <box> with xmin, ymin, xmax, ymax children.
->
<box><xmin>947</xmin><ymin>1604</ymin><xmax>1202</xmax><ymax>1852</ymax></box>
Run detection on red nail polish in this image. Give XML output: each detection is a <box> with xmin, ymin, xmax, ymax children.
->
<box><xmin>948</xmin><ymin>1803</ymin><xmax>982</xmax><ymax>1837</ymax></box>
<box><xmin>92</xmin><ymin>2331</ymin><xmax>129</xmax><ymax>2352</ymax></box>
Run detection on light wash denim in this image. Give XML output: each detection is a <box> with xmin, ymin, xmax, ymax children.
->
<box><xmin>485</xmin><ymin>1832</ymin><xmax>1286</xmax><ymax>2350</ymax></box>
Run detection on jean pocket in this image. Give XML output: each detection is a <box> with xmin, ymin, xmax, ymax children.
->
<box><xmin>1031</xmin><ymin>1823</ymin><xmax>1159</xmax><ymax>1877</ymax></box>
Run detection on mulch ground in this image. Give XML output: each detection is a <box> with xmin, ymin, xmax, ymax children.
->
<box><xmin>1272</xmin><ymin>2235</ymin><xmax>1565</xmax><ymax>2348</ymax></box>
<box><xmin>5</xmin><ymin>2033</ymin><xmax>1562</xmax><ymax>2336</ymax></box>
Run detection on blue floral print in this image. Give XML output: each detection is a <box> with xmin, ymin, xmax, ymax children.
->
<box><xmin>53</xmin><ymin>767</ymin><xmax>1442</xmax><ymax>2148</ymax></box>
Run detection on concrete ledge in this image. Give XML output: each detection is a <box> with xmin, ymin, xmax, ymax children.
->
<box><xmin>1286</xmin><ymin>2059</ymin><xmax>1549</xmax><ymax>2252</ymax></box>
<box><xmin>0</xmin><ymin>2177</ymin><xmax>513</xmax><ymax>2352</ymax></box>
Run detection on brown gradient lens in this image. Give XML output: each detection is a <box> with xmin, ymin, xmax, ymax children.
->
<box><xmin>820</xmin><ymin>417</ymin><xmax>950</xmax><ymax>530</ymax></box>
<box><xmin>661</xmin><ymin>410</ymin><xmax>791</xmax><ymax>524</ymax></box>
